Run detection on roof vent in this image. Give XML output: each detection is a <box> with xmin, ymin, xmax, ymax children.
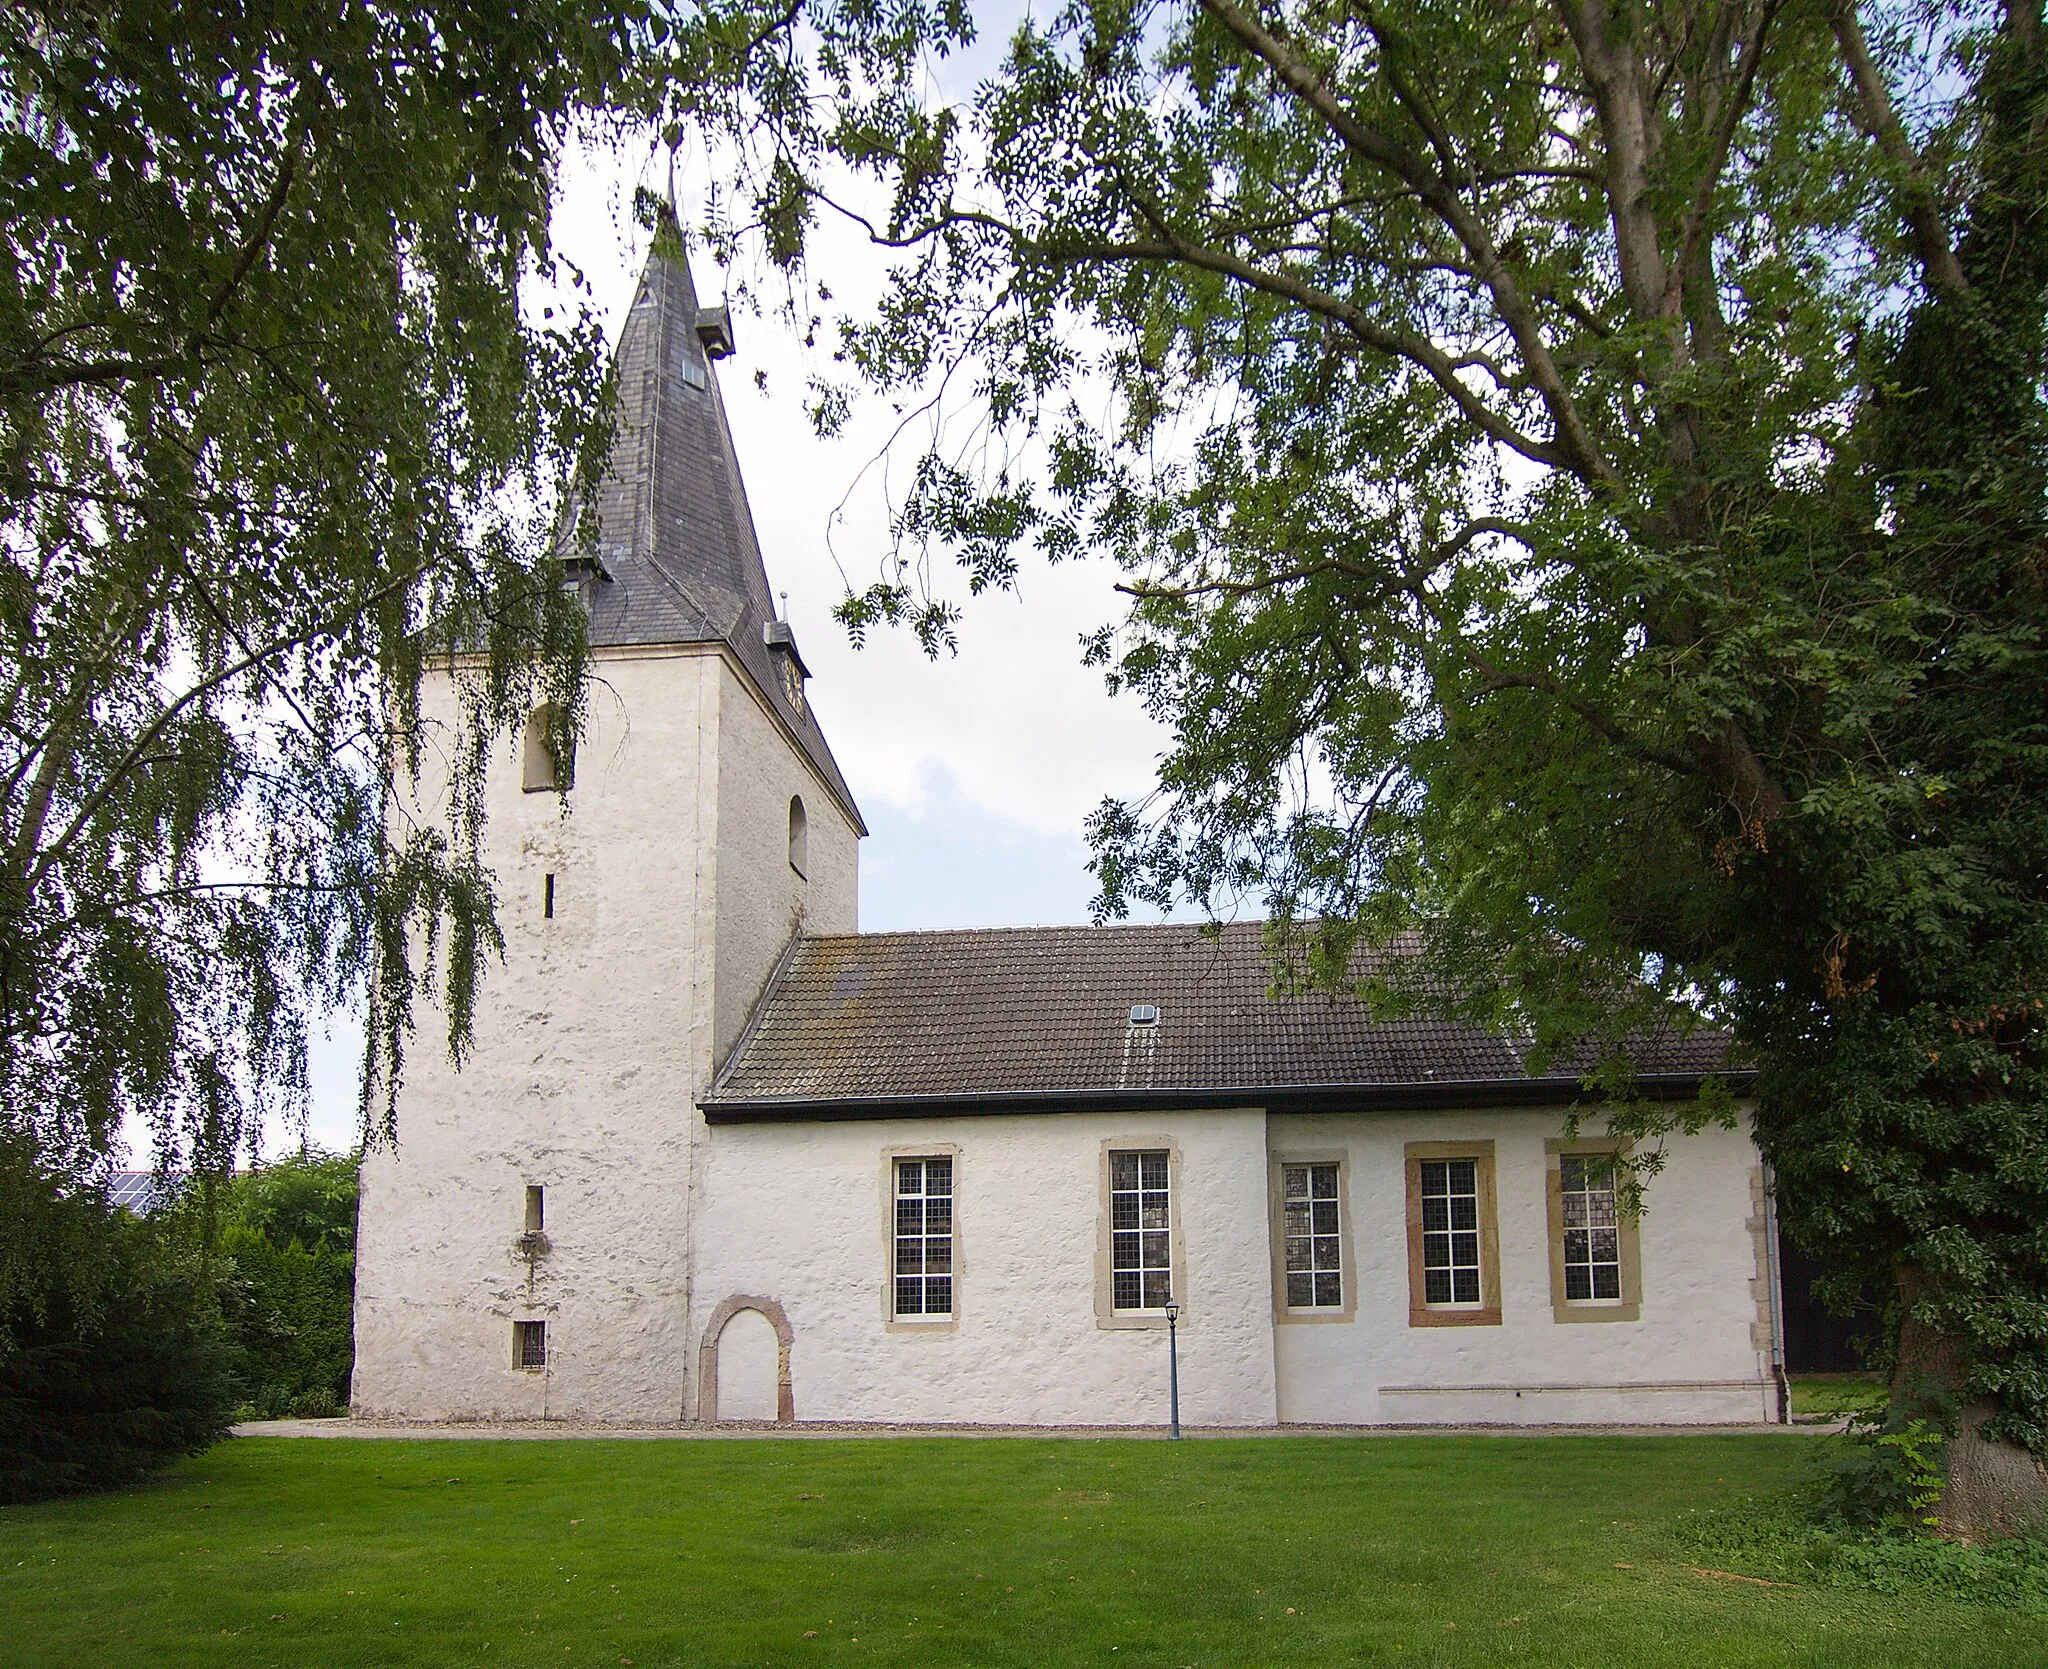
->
<box><xmin>1128</xmin><ymin>1004</ymin><xmax>1161</xmax><ymax>1026</ymax></box>
<box><xmin>696</xmin><ymin>305</ymin><xmax>735</xmax><ymax>359</ymax></box>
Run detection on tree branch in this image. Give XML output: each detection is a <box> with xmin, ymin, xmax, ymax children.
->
<box><xmin>24</xmin><ymin>562</ymin><xmax>427</xmax><ymax>897</ymax></box>
<box><xmin>1058</xmin><ymin>223</ymin><xmax>1573</xmax><ymax>470</ymax></box>
<box><xmin>1197</xmin><ymin>0</ymin><xmax>1617</xmax><ymax>488</ymax></box>
<box><xmin>1121</xmin><ymin>518</ymin><xmax>1538</xmax><ymax>604</ymax></box>
<box><xmin>187</xmin><ymin>127</ymin><xmax>305</xmax><ymax>357</ymax></box>
<box><xmin>1827</xmin><ymin>0</ymin><xmax>1969</xmax><ymax>292</ymax></box>
<box><xmin>1408</xmin><ymin>585</ymin><xmax>1703</xmax><ymax>780</ymax></box>
<box><xmin>1556</xmin><ymin>0</ymin><xmax>1672</xmax><ymax>323</ymax></box>
<box><xmin>1666</xmin><ymin>1</ymin><xmax>1783</xmax><ymax>316</ymax></box>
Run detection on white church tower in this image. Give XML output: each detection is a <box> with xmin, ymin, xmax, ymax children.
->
<box><xmin>351</xmin><ymin>243</ymin><xmax>863</xmax><ymax>1421</ymax></box>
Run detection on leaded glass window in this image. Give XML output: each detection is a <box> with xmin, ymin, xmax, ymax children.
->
<box><xmin>1110</xmin><ymin>1150</ymin><xmax>1171</xmax><ymax>1310</ymax></box>
<box><xmin>1283</xmin><ymin>1162</ymin><xmax>1342</xmax><ymax>1308</ymax></box>
<box><xmin>1559</xmin><ymin>1154</ymin><xmax>1623</xmax><ymax>1302</ymax></box>
<box><xmin>894</xmin><ymin>1157</ymin><xmax>954</xmax><ymax>1317</ymax></box>
<box><xmin>1419</xmin><ymin>1158</ymin><xmax>1482</xmax><ymax>1305</ymax></box>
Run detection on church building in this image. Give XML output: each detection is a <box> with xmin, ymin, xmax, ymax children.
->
<box><xmin>350</xmin><ymin>247</ymin><xmax>1785</xmax><ymax>1430</ymax></box>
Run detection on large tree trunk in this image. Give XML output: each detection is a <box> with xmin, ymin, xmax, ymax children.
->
<box><xmin>1942</xmin><ymin>1400</ymin><xmax>2048</xmax><ymax>1543</ymax></box>
<box><xmin>1894</xmin><ymin>1268</ymin><xmax>2048</xmax><ymax>1541</ymax></box>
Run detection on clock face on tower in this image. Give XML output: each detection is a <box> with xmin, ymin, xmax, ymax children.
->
<box><xmin>780</xmin><ymin>654</ymin><xmax>806</xmax><ymax>718</ymax></box>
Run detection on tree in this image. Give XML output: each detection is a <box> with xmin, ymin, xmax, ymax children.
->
<box><xmin>0</xmin><ymin>1162</ymin><xmax>238</xmax><ymax>1502</ymax></box>
<box><xmin>0</xmin><ymin>4</ymin><xmax>654</xmax><ymax>1315</ymax></box>
<box><xmin>204</xmin><ymin>1150</ymin><xmax>359</xmax><ymax>1418</ymax></box>
<box><xmin>216</xmin><ymin>1148</ymin><xmax>358</xmax><ymax>1260</ymax></box>
<box><xmin>684</xmin><ymin>0</ymin><xmax>2048</xmax><ymax>1533</ymax></box>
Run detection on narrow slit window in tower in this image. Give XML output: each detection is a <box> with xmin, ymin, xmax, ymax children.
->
<box><xmin>788</xmin><ymin>795</ymin><xmax>808</xmax><ymax>877</ymax></box>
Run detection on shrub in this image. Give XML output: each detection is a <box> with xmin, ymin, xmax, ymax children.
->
<box><xmin>219</xmin><ymin>1151</ymin><xmax>358</xmax><ymax>1257</ymax></box>
<box><xmin>221</xmin><ymin>1226</ymin><xmax>355</xmax><ymax>1416</ymax></box>
<box><xmin>0</xmin><ymin>1191</ymin><xmax>238</xmax><ymax>1503</ymax></box>
<box><xmin>1820</xmin><ymin>1379</ymin><xmax>1959</xmax><ymax>1529</ymax></box>
<box><xmin>1678</xmin><ymin>1489</ymin><xmax>2048</xmax><ymax>1612</ymax></box>
<box><xmin>1679</xmin><ymin>1401</ymin><xmax>2048</xmax><ymax>1612</ymax></box>
<box><xmin>208</xmin><ymin>1152</ymin><xmax>358</xmax><ymax>1417</ymax></box>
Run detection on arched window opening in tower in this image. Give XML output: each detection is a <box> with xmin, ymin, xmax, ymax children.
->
<box><xmin>522</xmin><ymin>704</ymin><xmax>574</xmax><ymax>793</ymax></box>
<box><xmin>788</xmin><ymin>795</ymin><xmax>808</xmax><ymax>878</ymax></box>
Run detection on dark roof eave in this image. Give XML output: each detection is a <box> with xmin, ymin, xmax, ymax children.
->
<box><xmin>699</xmin><ymin>1070</ymin><xmax>1753</xmax><ymax>1124</ymax></box>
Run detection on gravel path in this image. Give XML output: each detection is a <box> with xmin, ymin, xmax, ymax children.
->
<box><xmin>234</xmin><ymin>1416</ymin><xmax>1836</xmax><ymax>1441</ymax></box>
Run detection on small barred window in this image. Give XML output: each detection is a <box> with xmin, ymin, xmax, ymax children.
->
<box><xmin>514</xmin><ymin>1319</ymin><xmax>547</xmax><ymax>1369</ymax></box>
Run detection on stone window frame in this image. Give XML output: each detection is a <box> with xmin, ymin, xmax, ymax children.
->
<box><xmin>881</xmin><ymin>1143</ymin><xmax>961</xmax><ymax>1333</ymax></box>
<box><xmin>1094</xmin><ymin>1135</ymin><xmax>1186</xmax><ymax>1330</ymax></box>
<box><xmin>1268</xmin><ymin>1150</ymin><xmax>1357</xmax><ymax>1324</ymax></box>
<box><xmin>1544</xmin><ymin>1137</ymin><xmax>1644</xmax><ymax>1323</ymax></box>
<box><xmin>512</xmin><ymin>1318</ymin><xmax>547</xmax><ymax>1371</ymax></box>
<box><xmin>1403</xmin><ymin>1140</ymin><xmax>1503</xmax><ymax>1327</ymax></box>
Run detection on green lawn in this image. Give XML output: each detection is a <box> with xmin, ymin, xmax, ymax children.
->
<box><xmin>1790</xmin><ymin>1374</ymin><xmax>1890</xmax><ymax>1418</ymax></box>
<box><xmin>2</xmin><ymin>1434</ymin><xmax>2039</xmax><ymax>1667</ymax></box>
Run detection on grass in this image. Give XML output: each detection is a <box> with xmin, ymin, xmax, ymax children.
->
<box><xmin>1790</xmin><ymin>1374</ymin><xmax>1890</xmax><ymax>1418</ymax></box>
<box><xmin>4</xmin><ymin>1433</ymin><xmax>2044</xmax><ymax>1667</ymax></box>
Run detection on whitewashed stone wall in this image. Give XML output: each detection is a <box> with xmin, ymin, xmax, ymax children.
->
<box><xmin>691</xmin><ymin>1106</ymin><xmax>1771</xmax><ymax>1428</ymax></box>
<box><xmin>1267</xmin><ymin>1109</ymin><xmax>1773</xmax><ymax>1425</ymax></box>
<box><xmin>711</xmin><ymin>662</ymin><xmax>858</xmax><ymax>1063</ymax></box>
<box><xmin>691</xmin><ymin>1110</ymin><xmax>1281</xmax><ymax>1427</ymax></box>
<box><xmin>352</xmin><ymin>645</ymin><xmax>857</xmax><ymax>1422</ymax></box>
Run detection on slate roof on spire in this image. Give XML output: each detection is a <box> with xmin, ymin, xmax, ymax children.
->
<box><xmin>576</xmin><ymin>240</ymin><xmax>862</xmax><ymax>829</ymax></box>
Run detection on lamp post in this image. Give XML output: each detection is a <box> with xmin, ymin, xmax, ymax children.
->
<box><xmin>1163</xmin><ymin>1295</ymin><xmax>1182</xmax><ymax>1440</ymax></box>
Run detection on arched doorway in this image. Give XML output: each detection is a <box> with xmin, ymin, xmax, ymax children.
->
<box><xmin>697</xmin><ymin>1295</ymin><xmax>794</xmax><ymax>1423</ymax></box>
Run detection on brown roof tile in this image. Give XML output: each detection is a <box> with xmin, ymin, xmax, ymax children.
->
<box><xmin>704</xmin><ymin>921</ymin><xmax>1742</xmax><ymax>1119</ymax></box>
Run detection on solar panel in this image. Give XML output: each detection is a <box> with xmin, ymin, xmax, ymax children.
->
<box><xmin>107</xmin><ymin>1171</ymin><xmax>185</xmax><ymax>1215</ymax></box>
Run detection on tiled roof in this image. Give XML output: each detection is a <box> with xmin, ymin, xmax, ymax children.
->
<box><xmin>704</xmin><ymin>921</ymin><xmax>1744</xmax><ymax>1119</ymax></box>
<box><xmin>571</xmin><ymin>240</ymin><xmax>862</xmax><ymax>829</ymax></box>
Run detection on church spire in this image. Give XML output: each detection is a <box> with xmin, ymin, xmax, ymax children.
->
<box><xmin>579</xmin><ymin>232</ymin><xmax>861</xmax><ymax>828</ymax></box>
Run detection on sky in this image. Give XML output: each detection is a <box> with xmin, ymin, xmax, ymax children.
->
<box><xmin>545</xmin><ymin>132</ymin><xmax>1197</xmax><ymax>917</ymax></box>
<box><xmin>274</xmin><ymin>116</ymin><xmax>1196</xmax><ymax>1158</ymax></box>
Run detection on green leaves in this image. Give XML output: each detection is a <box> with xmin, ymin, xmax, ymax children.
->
<box><xmin>673</xmin><ymin>0</ymin><xmax>2048</xmax><ymax>1502</ymax></box>
<box><xmin>0</xmin><ymin>3</ymin><xmax>651</xmax><ymax>1297</ymax></box>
